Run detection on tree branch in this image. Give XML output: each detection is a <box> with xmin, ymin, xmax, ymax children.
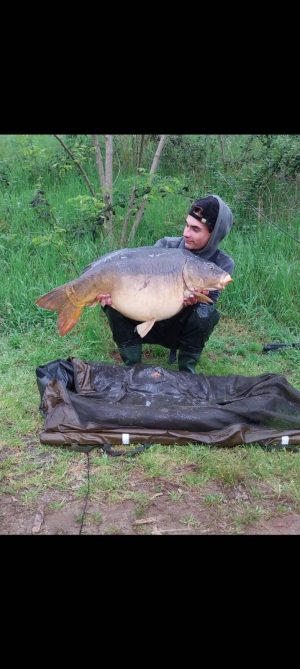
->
<box><xmin>53</xmin><ymin>134</ymin><xmax>96</xmax><ymax>197</ymax></box>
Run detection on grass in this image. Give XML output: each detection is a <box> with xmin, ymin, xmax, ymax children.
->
<box><xmin>180</xmin><ymin>515</ymin><xmax>200</xmax><ymax>529</ymax></box>
<box><xmin>233</xmin><ymin>506</ymin><xmax>267</xmax><ymax>532</ymax></box>
<box><xmin>48</xmin><ymin>500</ymin><xmax>67</xmax><ymax>511</ymax></box>
<box><xmin>203</xmin><ymin>493</ymin><xmax>225</xmax><ymax>506</ymax></box>
<box><xmin>1</xmin><ymin>134</ymin><xmax>300</xmax><ymax>534</ymax></box>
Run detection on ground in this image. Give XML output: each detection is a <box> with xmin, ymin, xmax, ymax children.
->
<box><xmin>1</xmin><ymin>442</ymin><xmax>300</xmax><ymax>535</ymax></box>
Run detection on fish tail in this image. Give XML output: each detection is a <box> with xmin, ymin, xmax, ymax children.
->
<box><xmin>36</xmin><ymin>285</ymin><xmax>83</xmax><ymax>336</ymax></box>
<box><xmin>57</xmin><ymin>303</ymin><xmax>82</xmax><ymax>336</ymax></box>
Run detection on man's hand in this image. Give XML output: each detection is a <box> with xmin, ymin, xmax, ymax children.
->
<box><xmin>95</xmin><ymin>293</ymin><xmax>112</xmax><ymax>307</ymax></box>
<box><xmin>183</xmin><ymin>290</ymin><xmax>209</xmax><ymax>307</ymax></box>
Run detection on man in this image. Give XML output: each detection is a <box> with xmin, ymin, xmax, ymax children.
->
<box><xmin>97</xmin><ymin>194</ymin><xmax>234</xmax><ymax>373</ymax></box>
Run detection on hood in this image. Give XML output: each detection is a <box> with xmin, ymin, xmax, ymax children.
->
<box><xmin>189</xmin><ymin>194</ymin><xmax>233</xmax><ymax>260</ymax></box>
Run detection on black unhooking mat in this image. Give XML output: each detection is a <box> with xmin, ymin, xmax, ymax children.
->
<box><xmin>35</xmin><ymin>358</ymin><xmax>300</xmax><ymax>451</ymax></box>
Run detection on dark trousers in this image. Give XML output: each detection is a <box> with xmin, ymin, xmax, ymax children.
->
<box><xmin>103</xmin><ymin>303</ymin><xmax>220</xmax><ymax>359</ymax></box>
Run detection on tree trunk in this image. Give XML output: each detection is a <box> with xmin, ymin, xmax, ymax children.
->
<box><xmin>218</xmin><ymin>135</ymin><xmax>226</xmax><ymax>169</ymax></box>
<box><xmin>131</xmin><ymin>135</ymin><xmax>138</xmax><ymax>170</ymax></box>
<box><xmin>137</xmin><ymin>135</ymin><xmax>145</xmax><ymax>169</ymax></box>
<box><xmin>104</xmin><ymin>135</ymin><xmax>113</xmax><ymax>234</ymax></box>
<box><xmin>149</xmin><ymin>134</ymin><xmax>167</xmax><ymax>175</ymax></box>
<box><xmin>121</xmin><ymin>185</ymin><xmax>138</xmax><ymax>245</ymax></box>
<box><xmin>91</xmin><ymin>134</ymin><xmax>106</xmax><ymax>190</ymax></box>
<box><xmin>90</xmin><ymin>134</ymin><xmax>113</xmax><ymax>235</ymax></box>
<box><xmin>128</xmin><ymin>134</ymin><xmax>167</xmax><ymax>243</ymax></box>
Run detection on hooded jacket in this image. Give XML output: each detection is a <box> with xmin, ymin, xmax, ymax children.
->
<box><xmin>154</xmin><ymin>194</ymin><xmax>234</xmax><ymax>303</ymax></box>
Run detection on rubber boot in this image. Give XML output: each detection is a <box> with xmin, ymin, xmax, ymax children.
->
<box><xmin>178</xmin><ymin>349</ymin><xmax>202</xmax><ymax>374</ymax></box>
<box><xmin>118</xmin><ymin>343</ymin><xmax>142</xmax><ymax>366</ymax></box>
<box><xmin>168</xmin><ymin>348</ymin><xmax>177</xmax><ymax>364</ymax></box>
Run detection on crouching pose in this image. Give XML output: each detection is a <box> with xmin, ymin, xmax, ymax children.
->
<box><xmin>97</xmin><ymin>194</ymin><xmax>234</xmax><ymax>373</ymax></box>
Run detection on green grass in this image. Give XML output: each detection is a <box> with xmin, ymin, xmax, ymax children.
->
<box><xmin>233</xmin><ymin>506</ymin><xmax>267</xmax><ymax>532</ymax></box>
<box><xmin>203</xmin><ymin>493</ymin><xmax>225</xmax><ymax>506</ymax></box>
<box><xmin>180</xmin><ymin>515</ymin><xmax>200</xmax><ymax>529</ymax></box>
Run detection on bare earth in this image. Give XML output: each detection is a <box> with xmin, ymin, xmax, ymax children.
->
<box><xmin>2</xmin><ymin>492</ymin><xmax>300</xmax><ymax>535</ymax></box>
<box><xmin>1</xmin><ymin>443</ymin><xmax>300</xmax><ymax>535</ymax></box>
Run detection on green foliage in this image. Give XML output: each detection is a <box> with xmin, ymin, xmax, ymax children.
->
<box><xmin>223</xmin><ymin>135</ymin><xmax>300</xmax><ymax>204</ymax></box>
<box><xmin>114</xmin><ymin>135</ymin><xmax>158</xmax><ymax>173</ymax></box>
<box><xmin>0</xmin><ymin>136</ymin><xmax>57</xmax><ymax>187</ymax></box>
<box><xmin>0</xmin><ymin>160</ymin><xmax>12</xmax><ymax>188</ymax></box>
<box><xmin>160</xmin><ymin>135</ymin><xmax>216</xmax><ymax>177</ymax></box>
<box><xmin>65</xmin><ymin>194</ymin><xmax>106</xmax><ymax>239</ymax></box>
<box><xmin>15</xmin><ymin>138</ymin><xmax>50</xmax><ymax>182</ymax></box>
<box><xmin>50</xmin><ymin>135</ymin><xmax>94</xmax><ymax>182</ymax></box>
<box><xmin>256</xmin><ymin>135</ymin><xmax>300</xmax><ymax>179</ymax></box>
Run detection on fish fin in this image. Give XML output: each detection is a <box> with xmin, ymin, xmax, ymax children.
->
<box><xmin>57</xmin><ymin>304</ymin><xmax>83</xmax><ymax>336</ymax></box>
<box><xmin>36</xmin><ymin>285</ymin><xmax>83</xmax><ymax>336</ymax></box>
<box><xmin>196</xmin><ymin>293</ymin><xmax>213</xmax><ymax>304</ymax></box>
<box><xmin>36</xmin><ymin>285</ymin><xmax>69</xmax><ymax>312</ymax></box>
<box><xmin>136</xmin><ymin>319</ymin><xmax>156</xmax><ymax>338</ymax></box>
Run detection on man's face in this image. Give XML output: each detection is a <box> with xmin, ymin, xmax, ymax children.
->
<box><xmin>183</xmin><ymin>215</ymin><xmax>212</xmax><ymax>250</ymax></box>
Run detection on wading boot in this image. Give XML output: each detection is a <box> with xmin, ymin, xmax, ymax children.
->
<box><xmin>118</xmin><ymin>344</ymin><xmax>142</xmax><ymax>366</ymax></box>
<box><xmin>168</xmin><ymin>348</ymin><xmax>177</xmax><ymax>364</ymax></box>
<box><xmin>178</xmin><ymin>349</ymin><xmax>202</xmax><ymax>374</ymax></box>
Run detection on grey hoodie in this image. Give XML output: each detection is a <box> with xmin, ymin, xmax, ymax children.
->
<box><xmin>154</xmin><ymin>194</ymin><xmax>234</xmax><ymax>303</ymax></box>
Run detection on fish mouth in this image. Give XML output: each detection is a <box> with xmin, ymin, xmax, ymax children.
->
<box><xmin>218</xmin><ymin>274</ymin><xmax>233</xmax><ymax>288</ymax></box>
<box><xmin>193</xmin><ymin>274</ymin><xmax>233</xmax><ymax>294</ymax></box>
<box><xmin>207</xmin><ymin>275</ymin><xmax>233</xmax><ymax>290</ymax></box>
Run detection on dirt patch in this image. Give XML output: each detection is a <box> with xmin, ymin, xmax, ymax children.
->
<box><xmin>244</xmin><ymin>514</ymin><xmax>300</xmax><ymax>534</ymax></box>
<box><xmin>0</xmin><ymin>489</ymin><xmax>213</xmax><ymax>535</ymax></box>
<box><xmin>2</xmin><ymin>478</ymin><xmax>300</xmax><ymax>535</ymax></box>
<box><xmin>2</xmin><ymin>443</ymin><xmax>300</xmax><ymax>535</ymax></box>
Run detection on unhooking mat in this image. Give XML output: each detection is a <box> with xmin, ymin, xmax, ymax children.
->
<box><xmin>35</xmin><ymin>358</ymin><xmax>300</xmax><ymax>450</ymax></box>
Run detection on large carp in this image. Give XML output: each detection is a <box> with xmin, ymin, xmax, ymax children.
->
<box><xmin>36</xmin><ymin>246</ymin><xmax>232</xmax><ymax>337</ymax></box>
